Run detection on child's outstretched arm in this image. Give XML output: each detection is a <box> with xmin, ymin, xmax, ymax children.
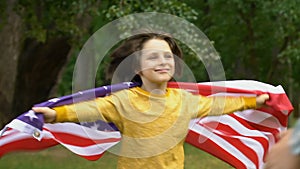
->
<box><xmin>194</xmin><ymin>94</ymin><xmax>269</xmax><ymax>117</ymax></box>
<box><xmin>32</xmin><ymin>96</ymin><xmax>120</xmax><ymax>124</ymax></box>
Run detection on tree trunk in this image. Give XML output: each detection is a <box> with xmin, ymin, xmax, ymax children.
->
<box><xmin>0</xmin><ymin>1</ymin><xmax>95</xmax><ymax>128</ymax></box>
<box><xmin>12</xmin><ymin>38</ymin><xmax>71</xmax><ymax>116</ymax></box>
<box><xmin>0</xmin><ymin>0</ymin><xmax>22</xmax><ymax>126</ymax></box>
<box><xmin>0</xmin><ymin>1</ymin><xmax>72</xmax><ymax>128</ymax></box>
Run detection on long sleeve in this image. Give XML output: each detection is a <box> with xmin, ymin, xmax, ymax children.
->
<box><xmin>191</xmin><ymin>94</ymin><xmax>257</xmax><ymax>118</ymax></box>
<box><xmin>53</xmin><ymin>94</ymin><xmax>120</xmax><ymax>124</ymax></box>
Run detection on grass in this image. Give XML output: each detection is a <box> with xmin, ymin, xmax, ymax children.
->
<box><xmin>0</xmin><ymin>143</ymin><xmax>233</xmax><ymax>169</ymax></box>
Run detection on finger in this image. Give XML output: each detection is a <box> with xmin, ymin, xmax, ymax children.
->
<box><xmin>259</xmin><ymin>94</ymin><xmax>269</xmax><ymax>100</ymax></box>
<box><xmin>32</xmin><ymin>107</ymin><xmax>49</xmax><ymax>112</ymax></box>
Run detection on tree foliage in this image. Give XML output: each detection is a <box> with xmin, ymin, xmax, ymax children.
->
<box><xmin>15</xmin><ymin>0</ymin><xmax>100</xmax><ymax>43</ymax></box>
<box><xmin>199</xmin><ymin>0</ymin><xmax>300</xmax><ymax>107</ymax></box>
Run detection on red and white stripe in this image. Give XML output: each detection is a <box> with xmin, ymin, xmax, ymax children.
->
<box><xmin>0</xmin><ymin>123</ymin><xmax>121</xmax><ymax>161</ymax></box>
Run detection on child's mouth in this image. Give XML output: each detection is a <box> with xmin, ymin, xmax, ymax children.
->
<box><xmin>155</xmin><ymin>69</ymin><xmax>170</xmax><ymax>73</ymax></box>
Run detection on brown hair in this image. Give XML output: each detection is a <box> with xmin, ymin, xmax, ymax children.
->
<box><xmin>106</xmin><ymin>31</ymin><xmax>183</xmax><ymax>84</ymax></box>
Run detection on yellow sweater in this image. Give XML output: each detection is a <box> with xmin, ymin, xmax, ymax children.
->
<box><xmin>54</xmin><ymin>87</ymin><xmax>256</xmax><ymax>169</ymax></box>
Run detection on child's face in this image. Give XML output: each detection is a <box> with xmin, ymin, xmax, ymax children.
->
<box><xmin>138</xmin><ymin>39</ymin><xmax>175</xmax><ymax>84</ymax></box>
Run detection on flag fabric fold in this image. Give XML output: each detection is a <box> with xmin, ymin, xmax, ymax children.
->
<box><xmin>169</xmin><ymin>80</ymin><xmax>293</xmax><ymax>169</ymax></box>
<box><xmin>0</xmin><ymin>80</ymin><xmax>293</xmax><ymax>169</ymax></box>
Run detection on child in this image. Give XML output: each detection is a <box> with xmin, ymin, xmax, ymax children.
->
<box><xmin>32</xmin><ymin>31</ymin><xmax>269</xmax><ymax>169</ymax></box>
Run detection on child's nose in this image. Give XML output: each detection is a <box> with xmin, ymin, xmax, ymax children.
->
<box><xmin>158</xmin><ymin>55</ymin><xmax>167</xmax><ymax>64</ymax></box>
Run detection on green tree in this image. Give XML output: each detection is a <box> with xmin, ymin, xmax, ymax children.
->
<box><xmin>186</xmin><ymin>0</ymin><xmax>300</xmax><ymax>115</ymax></box>
<box><xmin>0</xmin><ymin>0</ymin><xmax>102</xmax><ymax>126</ymax></box>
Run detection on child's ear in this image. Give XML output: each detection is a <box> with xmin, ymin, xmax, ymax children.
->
<box><xmin>135</xmin><ymin>69</ymin><xmax>141</xmax><ymax>75</ymax></box>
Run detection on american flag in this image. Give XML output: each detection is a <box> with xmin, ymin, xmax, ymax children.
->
<box><xmin>0</xmin><ymin>80</ymin><xmax>293</xmax><ymax>169</ymax></box>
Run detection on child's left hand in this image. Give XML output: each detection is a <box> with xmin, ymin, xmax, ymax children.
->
<box><xmin>256</xmin><ymin>94</ymin><xmax>270</xmax><ymax>108</ymax></box>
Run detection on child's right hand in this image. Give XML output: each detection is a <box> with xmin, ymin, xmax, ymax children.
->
<box><xmin>32</xmin><ymin>107</ymin><xmax>57</xmax><ymax>123</ymax></box>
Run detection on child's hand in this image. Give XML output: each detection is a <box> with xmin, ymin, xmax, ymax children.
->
<box><xmin>256</xmin><ymin>94</ymin><xmax>270</xmax><ymax>108</ymax></box>
<box><xmin>32</xmin><ymin>107</ymin><xmax>56</xmax><ymax>123</ymax></box>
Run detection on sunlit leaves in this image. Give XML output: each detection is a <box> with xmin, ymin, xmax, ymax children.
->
<box><xmin>15</xmin><ymin>0</ymin><xmax>100</xmax><ymax>43</ymax></box>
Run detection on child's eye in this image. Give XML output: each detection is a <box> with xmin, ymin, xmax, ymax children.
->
<box><xmin>147</xmin><ymin>54</ymin><xmax>158</xmax><ymax>60</ymax></box>
<box><xmin>165</xmin><ymin>54</ymin><xmax>173</xmax><ymax>58</ymax></box>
